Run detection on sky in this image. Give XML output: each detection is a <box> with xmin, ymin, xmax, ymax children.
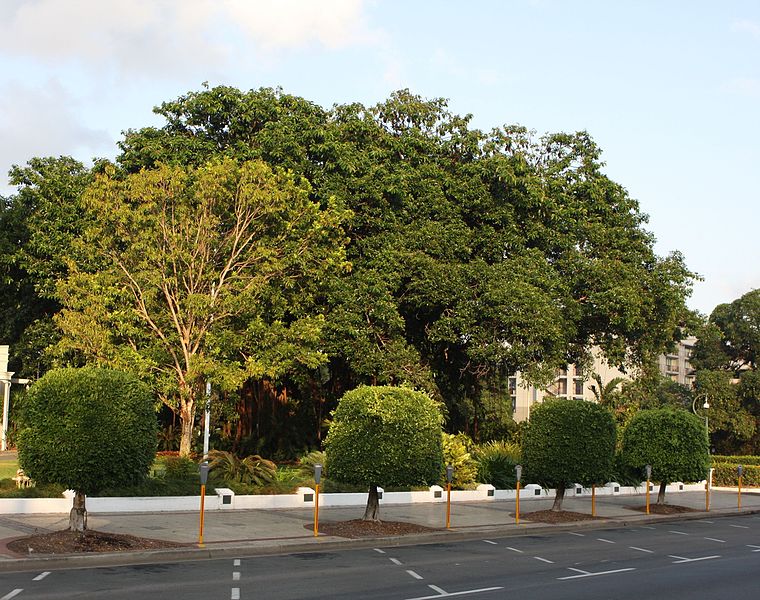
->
<box><xmin>1</xmin><ymin>0</ymin><xmax>758</xmax><ymax>316</ymax></box>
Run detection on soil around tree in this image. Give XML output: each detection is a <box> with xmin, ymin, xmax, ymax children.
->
<box><xmin>520</xmin><ymin>510</ymin><xmax>604</xmax><ymax>524</ymax></box>
<box><xmin>6</xmin><ymin>530</ymin><xmax>186</xmax><ymax>556</ymax></box>
<box><xmin>310</xmin><ymin>519</ymin><xmax>439</xmax><ymax>538</ymax></box>
<box><xmin>628</xmin><ymin>503</ymin><xmax>699</xmax><ymax>515</ymax></box>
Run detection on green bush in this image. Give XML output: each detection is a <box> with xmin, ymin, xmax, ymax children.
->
<box><xmin>712</xmin><ymin>455</ymin><xmax>760</xmax><ymax>466</ymax></box>
<box><xmin>17</xmin><ymin>367</ymin><xmax>157</xmax><ymax>495</ymax></box>
<box><xmin>441</xmin><ymin>433</ymin><xmax>478</xmax><ymax>489</ymax></box>
<box><xmin>621</xmin><ymin>408</ymin><xmax>709</xmax><ymax>502</ymax></box>
<box><xmin>0</xmin><ymin>479</ymin><xmax>66</xmax><ymax>498</ymax></box>
<box><xmin>474</xmin><ymin>440</ymin><xmax>521</xmax><ymax>489</ymax></box>
<box><xmin>523</xmin><ymin>399</ymin><xmax>616</xmax><ymax>510</ymax></box>
<box><xmin>712</xmin><ymin>462</ymin><xmax>760</xmax><ymax>487</ymax></box>
<box><xmin>298</xmin><ymin>450</ymin><xmax>328</xmax><ymax>478</ymax></box>
<box><xmin>207</xmin><ymin>450</ymin><xmax>277</xmax><ymax>486</ymax></box>
<box><xmin>158</xmin><ymin>455</ymin><xmax>199</xmax><ymax>481</ymax></box>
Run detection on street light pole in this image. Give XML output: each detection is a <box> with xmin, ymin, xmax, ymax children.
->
<box><xmin>692</xmin><ymin>394</ymin><xmax>711</xmax><ymax>511</ymax></box>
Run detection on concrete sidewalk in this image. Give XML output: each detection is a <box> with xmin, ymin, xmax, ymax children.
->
<box><xmin>1</xmin><ymin>488</ymin><xmax>759</xmax><ymax>571</ymax></box>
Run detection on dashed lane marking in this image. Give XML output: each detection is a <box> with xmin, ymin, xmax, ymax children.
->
<box><xmin>568</xmin><ymin>532</ymin><xmax>585</xmax><ymax>537</ymax></box>
<box><xmin>233</xmin><ymin>572</ymin><xmax>240</xmax><ymax>581</ymax></box>
<box><xmin>668</xmin><ymin>530</ymin><xmax>688</xmax><ymax>535</ymax></box>
<box><xmin>404</xmin><ymin>584</ymin><xmax>504</xmax><ymax>600</ymax></box>
<box><xmin>597</xmin><ymin>538</ymin><xmax>615</xmax><ymax>544</ymax></box>
<box><xmin>0</xmin><ymin>591</ymin><xmax>23</xmax><ymax>600</ymax></box>
<box><xmin>533</xmin><ymin>556</ymin><xmax>554</xmax><ymax>564</ymax></box>
<box><xmin>700</xmin><ymin>520</ymin><xmax>714</xmax><ymax>524</ymax></box>
<box><xmin>33</xmin><ymin>572</ymin><xmax>50</xmax><ymax>581</ymax></box>
<box><xmin>407</xmin><ymin>570</ymin><xmax>423</xmax><ymax>580</ymax></box>
<box><xmin>704</xmin><ymin>537</ymin><xmax>726</xmax><ymax>543</ymax></box>
<box><xmin>231</xmin><ymin>588</ymin><xmax>240</xmax><ymax>600</ymax></box>
<box><xmin>640</xmin><ymin>526</ymin><xmax>656</xmax><ymax>530</ymax></box>
<box><xmin>746</xmin><ymin>545</ymin><xmax>760</xmax><ymax>552</ymax></box>
<box><xmin>483</xmin><ymin>540</ymin><xmax>497</xmax><ymax>545</ymax></box>
<box><xmin>629</xmin><ymin>546</ymin><xmax>654</xmax><ymax>553</ymax></box>
<box><xmin>669</xmin><ymin>555</ymin><xmax>720</xmax><ymax>564</ymax></box>
<box><xmin>390</xmin><ymin>558</ymin><xmax>403</xmax><ymax>566</ymax></box>
<box><xmin>729</xmin><ymin>524</ymin><xmax>750</xmax><ymax>529</ymax></box>
<box><xmin>506</xmin><ymin>547</ymin><xmax>523</xmax><ymax>553</ymax></box>
<box><xmin>234</xmin><ymin>559</ymin><xmax>240</xmax><ymax>566</ymax></box>
<box><xmin>374</xmin><ymin>548</ymin><xmax>386</xmax><ymax>554</ymax></box>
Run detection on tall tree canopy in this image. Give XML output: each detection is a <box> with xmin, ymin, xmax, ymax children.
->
<box><xmin>54</xmin><ymin>158</ymin><xmax>349</xmax><ymax>455</ymax></box>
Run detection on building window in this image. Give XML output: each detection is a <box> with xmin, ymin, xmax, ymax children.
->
<box><xmin>553</xmin><ymin>378</ymin><xmax>568</xmax><ymax>396</ymax></box>
<box><xmin>573</xmin><ymin>378</ymin><xmax>584</xmax><ymax>397</ymax></box>
<box><xmin>666</xmin><ymin>356</ymin><xmax>679</xmax><ymax>372</ymax></box>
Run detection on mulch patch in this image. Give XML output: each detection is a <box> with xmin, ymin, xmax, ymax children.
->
<box><xmin>311</xmin><ymin>519</ymin><xmax>439</xmax><ymax>539</ymax></box>
<box><xmin>520</xmin><ymin>510</ymin><xmax>603</xmax><ymax>524</ymax></box>
<box><xmin>6</xmin><ymin>530</ymin><xmax>186</xmax><ymax>556</ymax></box>
<box><xmin>628</xmin><ymin>504</ymin><xmax>699</xmax><ymax>515</ymax></box>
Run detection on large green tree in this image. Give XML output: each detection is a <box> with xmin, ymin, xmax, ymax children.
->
<box><xmin>324</xmin><ymin>385</ymin><xmax>444</xmax><ymax>521</ymax></box>
<box><xmin>522</xmin><ymin>399</ymin><xmax>616</xmax><ymax>511</ymax></box>
<box><xmin>17</xmin><ymin>367</ymin><xmax>156</xmax><ymax>531</ymax></box>
<box><xmin>55</xmin><ymin>158</ymin><xmax>349</xmax><ymax>455</ymax></box>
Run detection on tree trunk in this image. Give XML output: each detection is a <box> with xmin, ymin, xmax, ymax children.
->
<box><xmin>551</xmin><ymin>485</ymin><xmax>566</xmax><ymax>511</ymax></box>
<box><xmin>657</xmin><ymin>481</ymin><xmax>667</xmax><ymax>504</ymax></box>
<box><xmin>69</xmin><ymin>490</ymin><xmax>87</xmax><ymax>532</ymax></box>
<box><xmin>363</xmin><ymin>484</ymin><xmax>381</xmax><ymax>522</ymax></box>
<box><xmin>179</xmin><ymin>399</ymin><xmax>195</xmax><ymax>457</ymax></box>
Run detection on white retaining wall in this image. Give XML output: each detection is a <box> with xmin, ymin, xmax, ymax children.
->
<box><xmin>0</xmin><ymin>481</ymin><xmax>707</xmax><ymax>515</ymax></box>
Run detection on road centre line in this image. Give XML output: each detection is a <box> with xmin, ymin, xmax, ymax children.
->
<box><xmin>629</xmin><ymin>546</ymin><xmax>654</xmax><ymax>553</ymax></box>
<box><xmin>231</xmin><ymin>589</ymin><xmax>240</xmax><ymax>600</ymax></box>
<box><xmin>233</xmin><ymin>572</ymin><xmax>240</xmax><ymax>581</ymax></box>
<box><xmin>234</xmin><ymin>559</ymin><xmax>240</xmax><ymax>566</ymax></box>
<box><xmin>704</xmin><ymin>537</ymin><xmax>726</xmax><ymax>543</ymax></box>
<box><xmin>374</xmin><ymin>548</ymin><xmax>386</xmax><ymax>554</ymax></box>
<box><xmin>533</xmin><ymin>556</ymin><xmax>554</xmax><ymax>564</ymax></box>
<box><xmin>669</xmin><ymin>555</ymin><xmax>721</xmax><ymax>564</ymax></box>
<box><xmin>405</xmin><ymin>585</ymin><xmax>504</xmax><ymax>600</ymax></box>
<box><xmin>668</xmin><ymin>530</ymin><xmax>688</xmax><ymax>535</ymax></box>
<box><xmin>729</xmin><ymin>524</ymin><xmax>749</xmax><ymax>529</ymax></box>
<box><xmin>0</xmin><ymin>591</ymin><xmax>23</xmax><ymax>600</ymax></box>
<box><xmin>33</xmin><ymin>572</ymin><xmax>50</xmax><ymax>581</ymax></box>
<box><xmin>557</xmin><ymin>568</ymin><xmax>636</xmax><ymax>580</ymax></box>
<box><xmin>746</xmin><ymin>545</ymin><xmax>760</xmax><ymax>552</ymax></box>
<box><xmin>597</xmin><ymin>538</ymin><xmax>615</xmax><ymax>544</ymax></box>
<box><xmin>483</xmin><ymin>540</ymin><xmax>498</xmax><ymax>545</ymax></box>
<box><xmin>407</xmin><ymin>570</ymin><xmax>424</xmax><ymax>580</ymax></box>
<box><xmin>390</xmin><ymin>558</ymin><xmax>403</xmax><ymax>566</ymax></box>
<box><xmin>506</xmin><ymin>547</ymin><xmax>523</xmax><ymax>553</ymax></box>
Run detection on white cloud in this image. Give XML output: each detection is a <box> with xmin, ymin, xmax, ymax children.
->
<box><xmin>0</xmin><ymin>81</ymin><xmax>112</xmax><ymax>192</ymax></box>
<box><xmin>732</xmin><ymin>19</ymin><xmax>760</xmax><ymax>38</ymax></box>
<box><xmin>0</xmin><ymin>0</ymin><xmax>379</xmax><ymax>79</ymax></box>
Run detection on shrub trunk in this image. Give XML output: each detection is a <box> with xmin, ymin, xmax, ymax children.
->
<box><xmin>69</xmin><ymin>490</ymin><xmax>87</xmax><ymax>532</ymax></box>
<box><xmin>657</xmin><ymin>481</ymin><xmax>667</xmax><ymax>504</ymax></box>
<box><xmin>363</xmin><ymin>484</ymin><xmax>381</xmax><ymax>522</ymax></box>
<box><xmin>551</xmin><ymin>486</ymin><xmax>566</xmax><ymax>511</ymax></box>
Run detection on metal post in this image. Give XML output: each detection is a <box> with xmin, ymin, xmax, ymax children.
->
<box><xmin>738</xmin><ymin>465</ymin><xmax>743</xmax><ymax>510</ymax></box>
<box><xmin>314</xmin><ymin>464</ymin><xmax>322</xmax><ymax>537</ymax></box>
<box><xmin>1</xmin><ymin>373</ymin><xmax>14</xmax><ymax>452</ymax></box>
<box><xmin>645</xmin><ymin>465</ymin><xmax>652</xmax><ymax>515</ymax></box>
<box><xmin>515</xmin><ymin>464</ymin><xmax>522</xmax><ymax>526</ymax></box>
<box><xmin>592</xmin><ymin>484</ymin><xmax>596</xmax><ymax>517</ymax></box>
<box><xmin>198</xmin><ymin>462</ymin><xmax>209</xmax><ymax>547</ymax></box>
<box><xmin>203</xmin><ymin>382</ymin><xmax>211</xmax><ymax>460</ymax></box>
<box><xmin>446</xmin><ymin>465</ymin><xmax>453</xmax><ymax>529</ymax></box>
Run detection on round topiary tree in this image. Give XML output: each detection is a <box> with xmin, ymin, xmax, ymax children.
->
<box><xmin>523</xmin><ymin>399</ymin><xmax>617</xmax><ymax>511</ymax></box>
<box><xmin>17</xmin><ymin>367</ymin><xmax>157</xmax><ymax>531</ymax></box>
<box><xmin>621</xmin><ymin>407</ymin><xmax>709</xmax><ymax>504</ymax></box>
<box><xmin>324</xmin><ymin>385</ymin><xmax>444</xmax><ymax>521</ymax></box>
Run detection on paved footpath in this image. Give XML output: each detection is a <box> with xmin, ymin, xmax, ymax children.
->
<box><xmin>1</xmin><ymin>488</ymin><xmax>759</xmax><ymax>571</ymax></box>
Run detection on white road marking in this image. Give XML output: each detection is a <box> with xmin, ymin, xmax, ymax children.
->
<box><xmin>231</xmin><ymin>589</ymin><xmax>240</xmax><ymax>600</ymax></box>
<box><xmin>407</xmin><ymin>570</ymin><xmax>424</xmax><ymax>580</ymax></box>
<box><xmin>669</xmin><ymin>554</ymin><xmax>720</xmax><ymax>564</ymax></box>
<box><xmin>629</xmin><ymin>546</ymin><xmax>654</xmax><ymax>553</ymax></box>
<box><xmin>483</xmin><ymin>540</ymin><xmax>497</xmax><ymax>545</ymax></box>
<box><xmin>233</xmin><ymin>572</ymin><xmax>240</xmax><ymax>581</ymax></box>
<box><xmin>746</xmin><ymin>545</ymin><xmax>760</xmax><ymax>552</ymax></box>
<box><xmin>669</xmin><ymin>530</ymin><xmax>688</xmax><ymax>535</ymax></box>
<box><xmin>597</xmin><ymin>538</ymin><xmax>615</xmax><ymax>544</ymax></box>
<box><xmin>558</xmin><ymin>568</ymin><xmax>635</xmax><ymax>580</ymax></box>
<box><xmin>729</xmin><ymin>524</ymin><xmax>749</xmax><ymax>529</ymax></box>
<box><xmin>534</xmin><ymin>556</ymin><xmax>554</xmax><ymax>564</ymax></box>
<box><xmin>567</xmin><ymin>567</ymin><xmax>588</xmax><ymax>574</ymax></box>
<box><xmin>704</xmin><ymin>537</ymin><xmax>726</xmax><ymax>543</ymax></box>
<box><xmin>506</xmin><ymin>547</ymin><xmax>523</xmax><ymax>553</ymax></box>
<box><xmin>0</xmin><ymin>591</ymin><xmax>23</xmax><ymax>600</ymax></box>
<box><xmin>568</xmin><ymin>532</ymin><xmax>585</xmax><ymax>537</ymax></box>
<box><xmin>700</xmin><ymin>520</ymin><xmax>714</xmax><ymax>524</ymax></box>
<box><xmin>404</xmin><ymin>585</ymin><xmax>504</xmax><ymax>599</ymax></box>
<box><xmin>640</xmin><ymin>526</ymin><xmax>656</xmax><ymax>530</ymax></box>
<box><xmin>390</xmin><ymin>558</ymin><xmax>403</xmax><ymax>566</ymax></box>
<box><xmin>234</xmin><ymin>559</ymin><xmax>241</xmax><ymax>566</ymax></box>
<box><xmin>374</xmin><ymin>548</ymin><xmax>386</xmax><ymax>554</ymax></box>
<box><xmin>33</xmin><ymin>572</ymin><xmax>50</xmax><ymax>581</ymax></box>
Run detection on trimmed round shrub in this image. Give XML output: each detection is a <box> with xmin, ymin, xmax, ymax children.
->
<box><xmin>325</xmin><ymin>386</ymin><xmax>444</xmax><ymax>488</ymax></box>
<box><xmin>17</xmin><ymin>367</ymin><xmax>157</xmax><ymax>495</ymax></box>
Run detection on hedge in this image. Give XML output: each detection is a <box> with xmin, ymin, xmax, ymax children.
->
<box><xmin>712</xmin><ymin>455</ymin><xmax>760</xmax><ymax>466</ymax></box>
<box><xmin>712</xmin><ymin>462</ymin><xmax>760</xmax><ymax>487</ymax></box>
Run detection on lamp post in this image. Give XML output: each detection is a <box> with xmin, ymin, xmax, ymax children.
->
<box><xmin>645</xmin><ymin>464</ymin><xmax>652</xmax><ymax>515</ymax></box>
<box><xmin>692</xmin><ymin>395</ymin><xmax>710</xmax><ymax>511</ymax></box>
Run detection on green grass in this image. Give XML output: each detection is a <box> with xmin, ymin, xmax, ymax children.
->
<box><xmin>0</xmin><ymin>459</ymin><xmax>19</xmax><ymax>480</ymax></box>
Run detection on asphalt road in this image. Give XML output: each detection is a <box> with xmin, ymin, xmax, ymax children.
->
<box><xmin>3</xmin><ymin>514</ymin><xmax>760</xmax><ymax>599</ymax></box>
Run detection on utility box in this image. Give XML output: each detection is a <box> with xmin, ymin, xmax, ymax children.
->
<box><xmin>215</xmin><ymin>487</ymin><xmax>235</xmax><ymax>509</ymax></box>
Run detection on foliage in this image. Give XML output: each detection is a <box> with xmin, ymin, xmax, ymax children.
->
<box><xmin>441</xmin><ymin>433</ymin><xmax>478</xmax><ymax>489</ymax></box>
<box><xmin>324</xmin><ymin>386</ymin><xmax>444</xmax><ymax>488</ymax></box>
<box><xmin>16</xmin><ymin>367</ymin><xmax>157</xmax><ymax>495</ymax></box>
<box><xmin>54</xmin><ymin>158</ymin><xmax>349</xmax><ymax>455</ymax></box>
<box><xmin>522</xmin><ymin>399</ymin><xmax>616</xmax><ymax>495</ymax></box>
<box><xmin>712</xmin><ymin>455</ymin><xmax>760</xmax><ymax>466</ymax></box>
<box><xmin>712</xmin><ymin>462</ymin><xmax>760</xmax><ymax>487</ymax></box>
<box><xmin>156</xmin><ymin>455</ymin><xmax>198</xmax><ymax>481</ymax></box>
<box><xmin>207</xmin><ymin>450</ymin><xmax>277</xmax><ymax>486</ymax></box>
<box><xmin>0</xmin><ymin>479</ymin><xmax>66</xmax><ymax>498</ymax></box>
<box><xmin>474</xmin><ymin>440</ymin><xmax>521</xmax><ymax>489</ymax></box>
<box><xmin>621</xmin><ymin>408</ymin><xmax>709</xmax><ymax>490</ymax></box>
<box><xmin>298</xmin><ymin>450</ymin><xmax>327</xmax><ymax>478</ymax></box>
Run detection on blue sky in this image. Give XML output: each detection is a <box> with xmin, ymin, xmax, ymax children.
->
<box><xmin>1</xmin><ymin>0</ymin><xmax>758</xmax><ymax>315</ymax></box>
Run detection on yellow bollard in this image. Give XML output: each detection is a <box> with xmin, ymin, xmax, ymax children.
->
<box><xmin>515</xmin><ymin>481</ymin><xmax>521</xmax><ymax>525</ymax></box>
<box><xmin>446</xmin><ymin>482</ymin><xmax>452</xmax><ymax>529</ymax></box>
<box><xmin>645</xmin><ymin>479</ymin><xmax>650</xmax><ymax>515</ymax></box>
<box><xmin>198</xmin><ymin>484</ymin><xmax>206</xmax><ymax>547</ymax></box>
<box><xmin>314</xmin><ymin>482</ymin><xmax>320</xmax><ymax>537</ymax></box>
